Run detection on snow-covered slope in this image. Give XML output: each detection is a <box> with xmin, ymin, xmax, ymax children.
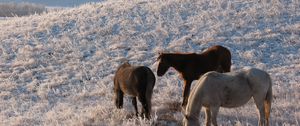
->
<box><xmin>0</xmin><ymin>0</ymin><xmax>299</xmax><ymax>125</ymax></box>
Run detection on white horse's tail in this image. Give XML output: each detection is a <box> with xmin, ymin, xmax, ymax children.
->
<box><xmin>264</xmin><ymin>77</ymin><xmax>272</xmax><ymax>126</ymax></box>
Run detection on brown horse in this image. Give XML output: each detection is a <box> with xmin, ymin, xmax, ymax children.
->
<box><xmin>114</xmin><ymin>62</ymin><xmax>156</xmax><ymax>119</ymax></box>
<box><xmin>157</xmin><ymin>45</ymin><xmax>231</xmax><ymax>106</ymax></box>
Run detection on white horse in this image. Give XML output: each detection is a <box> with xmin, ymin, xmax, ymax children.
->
<box><xmin>183</xmin><ymin>68</ymin><xmax>272</xmax><ymax>126</ymax></box>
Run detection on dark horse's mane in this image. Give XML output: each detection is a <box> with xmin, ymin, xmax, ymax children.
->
<box><xmin>157</xmin><ymin>53</ymin><xmax>201</xmax><ymax>74</ymax></box>
<box><xmin>157</xmin><ymin>53</ymin><xmax>198</xmax><ymax>60</ymax></box>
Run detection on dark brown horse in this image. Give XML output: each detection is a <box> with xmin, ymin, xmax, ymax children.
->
<box><xmin>114</xmin><ymin>62</ymin><xmax>156</xmax><ymax>119</ymax></box>
<box><xmin>156</xmin><ymin>45</ymin><xmax>231</xmax><ymax>106</ymax></box>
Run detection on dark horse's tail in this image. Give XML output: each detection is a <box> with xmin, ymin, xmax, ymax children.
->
<box><xmin>145</xmin><ymin>67</ymin><xmax>156</xmax><ymax>114</ymax></box>
<box><xmin>264</xmin><ymin>76</ymin><xmax>272</xmax><ymax>126</ymax></box>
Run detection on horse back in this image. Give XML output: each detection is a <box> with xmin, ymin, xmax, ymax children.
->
<box><xmin>193</xmin><ymin>71</ymin><xmax>253</xmax><ymax>107</ymax></box>
<box><xmin>135</xmin><ymin>66</ymin><xmax>156</xmax><ymax>88</ymax></box>
<box><xmin>244</xmin><ymin>68</ymin><xmax>271</xmax><ymax>92</ymax></box>
<box><xmin>115</xmin><ymin>66</ymin><xmax>155</xmax><ymax>96</ymax></box>
<box><xmin>202</xmin><ymin>45</ymin><xmax>231</xmax><ymax>70</ymax></box>
<box><xmin>188</xmin><ymin>46</ymin><xmax>231</xmax><ymax>78</ymax></box>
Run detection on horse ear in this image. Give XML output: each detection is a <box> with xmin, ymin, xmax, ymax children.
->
<box><xmin>120</xmin><ymin>58</ymin><xmax>130</xmax><ymax>65</ymax></box>
<box><xmin>156</xmin><ymin>52</ymin><xmax>163</xmax><ymax>61</ymax></box>
<box><xmin>124</xmin><ymin>60</ymin><xmax>130</xmax><ymax>65</ymax></box>
<box><xmin>125</xmin><ymin>59</ymin><xmax>129</xmax><ymax>63</ymax></box>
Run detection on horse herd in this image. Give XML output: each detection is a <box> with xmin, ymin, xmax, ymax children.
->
<box><xmin>113</xmin><ymin>45</ymin><xmax>272</xmax><ymax>126</ymax></box>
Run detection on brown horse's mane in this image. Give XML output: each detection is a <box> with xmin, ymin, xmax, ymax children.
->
<box><xmin>157</xmin><ymin>52</ymin><xmax>199</xmax><ymax>61</ymax></box>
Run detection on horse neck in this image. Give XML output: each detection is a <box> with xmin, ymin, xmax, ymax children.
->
<box><xmin>185</xmin><ymin>87</ymin><xmax>202</xmax><ymax>120</ymax></box>
<box><xmin>165</xmin><ymin>54</ymin><xmax>194</xmax><ymax>72</ymax></box>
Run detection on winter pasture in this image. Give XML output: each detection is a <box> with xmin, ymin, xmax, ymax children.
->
<box><xmin>0</xmin><ymin>0</ymin><xmax>299</xmax><ymax>125</ymax></box>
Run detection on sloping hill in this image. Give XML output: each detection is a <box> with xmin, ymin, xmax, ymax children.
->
<box><xmin>0</xmin><ymin>0</ymin><xmax>299</xmax><ymax>125</ymax></box>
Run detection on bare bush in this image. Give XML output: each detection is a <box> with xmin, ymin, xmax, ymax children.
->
<box><xmin>0</xmin><ymin>2</ymin><xmax>46</xmax><ymax>17</ymax></box>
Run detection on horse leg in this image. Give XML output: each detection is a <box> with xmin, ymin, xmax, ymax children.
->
<box><xmin>115</xmin><ymin>89</ymin><xmax>124</xmax><ymax>109</ymax></box>
<box><xmin>254</xmin><ymin>97</ymin><xmax>266</xmax><ymax>126</ymax></box>
<box><xmin>205</xmin><ymin>107</ymin><xmax>212</xmax><ymax>126</ymax></box>
<box><xmin>211</xmin><ymin>106</ymin><xmax>220</xmax><ymax>126</ymax></box>
<box><xmin>131</xmin><ymin>97</ymin><xmax>138</xmax><ymax>116</ymax></box>
<box><xmin>182</xmin><ymin>80</ymin><xmax>192</xmax><ymax>107</ymax></box>
<box><xmin>138</xmin><ymin>95</ymin><xmax>150</xmax><ymax>119</ymax></box>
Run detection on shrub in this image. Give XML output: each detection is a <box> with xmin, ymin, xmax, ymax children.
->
<box><xmin>0</xmin><ymin>2</ymin><xmax>46</xmax><ymax>17</ymax></box>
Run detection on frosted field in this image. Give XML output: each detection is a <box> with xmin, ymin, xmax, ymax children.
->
<box><xmin>0</xmin><ymin>0</ymin><xmax>105</xmax><ymax>7</ymax></box>
<box><xmin>0</xmin><ymin>0</ymin><xmax>299</xmax><ymax>125</ymax></box>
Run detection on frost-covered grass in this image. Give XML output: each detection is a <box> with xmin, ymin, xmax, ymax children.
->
<box><xmin>0</xmin><ymin>0</ymin><xmax>299</xmax><ymax>125</ymax></box>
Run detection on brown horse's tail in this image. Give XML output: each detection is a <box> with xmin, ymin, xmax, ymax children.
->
<box><xmin>264</xmin><ymin>78</ymin><xmax>272</xmax><ymax>126</ymax></box>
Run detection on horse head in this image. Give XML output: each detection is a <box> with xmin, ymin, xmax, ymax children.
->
<box><xmin>156</xmin><ymin>53</ymin><xmax>170</xmax><ymax>76</ymax></box>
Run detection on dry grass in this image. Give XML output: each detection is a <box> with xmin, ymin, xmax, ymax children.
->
<box><xmin>0</xmin><ymin>0</ymin><xmax>299</xmax><ymax>125</ymax></box>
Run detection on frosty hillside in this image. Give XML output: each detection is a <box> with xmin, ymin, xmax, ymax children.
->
<box><xmin>0</xmin><ymin>0</ymin><xmax>299</xmax><ymax>125</ymax></box>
